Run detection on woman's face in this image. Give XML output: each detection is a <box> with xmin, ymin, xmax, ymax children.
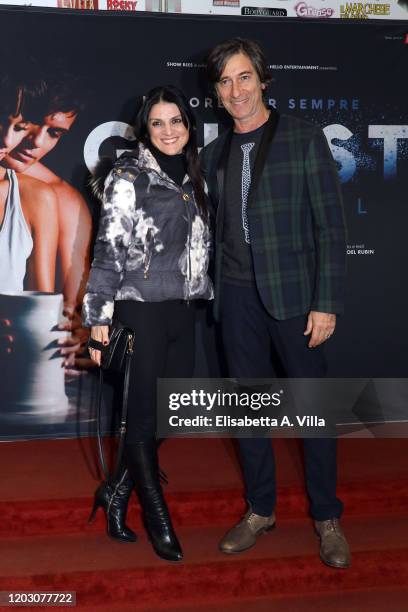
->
<box><xmin>147</xmin><ymin>102</ymin><xmax>189</xmax><ymax>155</ymax></box>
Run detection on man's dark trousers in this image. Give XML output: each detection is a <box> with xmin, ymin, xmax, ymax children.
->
<box><xmin>221</xmin><ymin>282</ymin><xmax>344</xmax><ymax>521</ymax></box>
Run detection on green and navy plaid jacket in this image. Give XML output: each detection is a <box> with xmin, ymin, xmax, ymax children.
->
<box><xmin>200</xmin><ymin>111</ymin><xmax>347</xmax><ymax>321</ymax></box>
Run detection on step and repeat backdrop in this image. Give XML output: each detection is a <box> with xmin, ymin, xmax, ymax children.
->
<box><xmin>0</xmin><ymin>0</ymin><xmax>407</xmax><ymax>19</ymax></box>
<box><xmin>0</xmin><ymin>5</ymin><xmax>407</xmax><ymax>439</ymax></box>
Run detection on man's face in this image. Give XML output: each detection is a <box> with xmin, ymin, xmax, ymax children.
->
<box><xmin>3</xmin><ymin>111</ymin><xmax>77</xmax><ymax>172</ymax></box>
<box><xmin>215</xmin><ymin>52</ymin><xmax>266</xmax><ymax>125</ymax></box>
<box><xmin>0</xmin><ymin>114</ymin><xmax>29</xmax><ymax>162</ymax></box>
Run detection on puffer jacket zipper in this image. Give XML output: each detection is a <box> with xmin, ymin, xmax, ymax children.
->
<box><xmin>143</xmin><ymin>228</ymin><xmax>154</xmax><ymax>279</ymax></box>
<box><xmin>182</xmin><ymin>192</ymin><xmax>192</xmax><ymax>303</ymax></box>
<box><xmin>142</xmin><ymin>167</ymin><xmax>193</xmax><ymax>300</ymax></box>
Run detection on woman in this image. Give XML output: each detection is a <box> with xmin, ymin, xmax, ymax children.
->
<box><xmin>83</xmin><ymin>86</ymin><xmax>213</xmax><ymax>562</ymax></box>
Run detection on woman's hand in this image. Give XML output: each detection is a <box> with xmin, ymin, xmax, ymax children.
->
<box><xmin>89</xmin><ymin>325</ymin><xmax>109</xmax><ymax>366</ymax></box>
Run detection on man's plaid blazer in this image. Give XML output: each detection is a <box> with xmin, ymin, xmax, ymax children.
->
<box><xmin>200</xmin><ymin>110</ymin><xmax>347</xmax><ymax>321</ymax></box>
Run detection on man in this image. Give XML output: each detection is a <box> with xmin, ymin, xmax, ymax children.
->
<box><xmin>201</xmin><ymin>38</ymin><xmax>349</xmax><ymax>568</ymax></box>
<box><xmin>2</xmin><ymin>72</ymin><xmax>92</xmax><ymax>370</ymax></box>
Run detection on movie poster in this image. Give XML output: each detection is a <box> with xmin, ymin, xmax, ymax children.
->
<box><xmin>0</xmin><ymin>6</ymin><xmax>407</xmax><ymax>439</ymax></box>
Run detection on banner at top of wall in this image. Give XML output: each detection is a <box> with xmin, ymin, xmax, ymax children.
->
<box><xmin>0</xmin><ymin>0</ymin><xmax>407</xmax><ymax>19</ymax></box>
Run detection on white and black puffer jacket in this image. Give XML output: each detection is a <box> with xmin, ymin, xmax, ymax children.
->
<box><xmin>82</xmin><ymin>143</ymin><xmax>213</xmax><ymax>327</ymax></box>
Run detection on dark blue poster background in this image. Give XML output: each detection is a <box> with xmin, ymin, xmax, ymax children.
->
<box><xmin>0</xmin><ymin>6</ymin><xmax>407</xmax><ymax>439</ymax></box>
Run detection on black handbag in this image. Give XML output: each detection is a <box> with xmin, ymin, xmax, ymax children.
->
<box><xmin>87</xmin><ymin>323</ymin><xmax>135</xmax><ymax>483</ymax></box>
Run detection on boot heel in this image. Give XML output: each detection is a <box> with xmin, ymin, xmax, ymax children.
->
<box><xmin>265</xmin><ymin>523</ymin><xmax>276</xmax><ymax>533</ymax></box>
<box><xmin>88</xmin><ymin>478</ymin><xmax>137</xmax><ymax>542</ymax></box>
<box><xmin>88</xmin><ymin>498</ymin><xmax>102</xmax><ymax>523</ymax></box>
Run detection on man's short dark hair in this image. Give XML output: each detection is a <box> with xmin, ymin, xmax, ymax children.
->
<box><xmin>0</xmin><ymin>56</ymin><xmax>86</xmax><ymax>125</ymax></box>
<box><xmin>0</xmin><ymin>73</ymin><xmax>23</xmax><ymax>124</ymax></box>
<box><xmin>206</xmin><ymin>37</ymin><xmax>272</xmax><ymax>88</ymax></box>
<box><xmin>18</xmin><ymin>72</ymin><xmax>85</xmax><ymax>124</ymax></box>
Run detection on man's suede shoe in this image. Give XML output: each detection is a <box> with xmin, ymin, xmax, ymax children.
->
<box><xmin>315</xmin><ymin>518</ymin><xmax>351</xmax><ymax>568</ymax></box>
<box><xmin>219</xmin><ymin>509</ymin><xmax>276</xmax><ymax>554</ymax></box>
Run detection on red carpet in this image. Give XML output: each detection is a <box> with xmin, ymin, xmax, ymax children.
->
<box><xmin>1</xmin><ymin>438</ymin><xmax>408</xmax><ymax>610</ymax></box>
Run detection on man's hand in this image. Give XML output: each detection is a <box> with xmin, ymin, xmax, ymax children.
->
<box><xmin>89</xmin><ymin>325</ymin><xmax>110</xmax><ymax>366</ymax></box>
<box><xmin>304</xmin><ymin>311</ymin><xmax>336</xmax><ymax>348</ymax></box>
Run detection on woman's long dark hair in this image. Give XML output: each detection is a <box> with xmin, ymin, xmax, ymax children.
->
<box><xmin>134</xmin><ymin>85</ymin><xmax>207</xmax><ymax>220</ymax></box>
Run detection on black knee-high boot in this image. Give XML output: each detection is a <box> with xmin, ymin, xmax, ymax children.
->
<box><xmin>126</xmin><ymin>439</ymin><xmax>182</xmax><ymax>562</ymax></box>
<box><xmin>89</xmin><ymin>467</ymin><xmax>137</xmax><ymax>543</ymax></box>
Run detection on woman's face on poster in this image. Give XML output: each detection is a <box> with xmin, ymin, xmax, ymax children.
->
<box><xmin>0</xmin><ymin>114</ymin><xmax>29</xmax><ymax>162</ymax></box>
